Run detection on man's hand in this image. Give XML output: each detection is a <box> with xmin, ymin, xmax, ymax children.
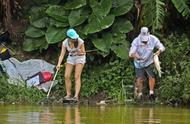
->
<box><xmin>154</xmin><ymin>50</ymin><xmax>161</xmax><ymax>56</ymax></box>
<box><xmin>131</xmin><ymin>53</ymin><xmax>142</xmax><ymax>60</ymax></box>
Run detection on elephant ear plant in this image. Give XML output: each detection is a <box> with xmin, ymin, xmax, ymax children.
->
<box><xmin>23</xmin><ymin>0</ymin><xmax>134</xmax><ymax>59</ymax></box>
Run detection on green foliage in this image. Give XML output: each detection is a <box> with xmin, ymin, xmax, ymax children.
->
<box><xmin>153</xmin><ymin>0</ymin><xmax>165</xmax><ymax>31</ymax></box>
<box><xmin>29</xmin><ymin>6</ymin><xmax>49</xmax><ymax>28</ymax></box>
<box><xmin>68</xmin><ymin>7</ymin><xmax>89</xmax><ymax>27</ymax></box>
<box><xmin>23</xmin><ymin>37</ymin><xmax>48</xmax><ymax>51</ymax></box>
<box><xmin>49</xmin><ymin>59</ymin><xmax>135</xmax><ymax>103</ymax></box>
<box><xmin>46</xmin><ymin>5</ymin><xmax>69</xmax><ymax>22</ymax></box>
<box><xmin>111</xmin><ymin>0</ymin><xmax>133</xmax><ymax>16</ymax></box>
<box><xmin>25</xmin><ymin>26</ymin><xmax>45</xmax><ymax>38</ymax></box>
<box><xmin>81</xmin><ymin>60</ymin><xmax>134</xmax><ymax>102</ymax></box>
<box><xmin>0</xmin><ymin>76</ymin><xmax>45</xmax><ymax>104</ymax></box>
<box><xmin>92</xmin><ymin>33</ymin><xmax>112</xmax><ymax>53</ymax></box>
<box><xmin>83</xmin><ymin>14</ymin><xmax>115</xmax><ymax>34</ymax></box>
<box><xmin>171</xmin><ymin>0</ymin><xmax>190</xmax><ymax>19</ymax></box>
<box><xmin>63</xmin><ymin>0</ymin><xmax>86</xmax><ymax>10</ymax></box>
<box><xmin>89</xmin><ymin>0</ymin><xmax>112</xmax><ymax>16</ymax></box>
<box><xmin>23</xmin><ymin>0</ymin><xmax>134</xmax><ymax>60</ymax></box>
<box><xmin>140</xmin><ymin>0</ymin><xmax>190</xmax><ymax>32</ymax></box>
<box><xmin>45</xmin><ymin>26</ymin><xmax>67</xmax><ymax>44</ymax></box>
<box><xmin>159</xmin><ymin>34</ymin><xmax>190</xmax><ymax>104</ymax></box>
<box><xmin>111</xmin><ymin>45</ymin><xmax>129</xmax><ymax>59</ymax></box>
<box><xmin>141</xmin><ymin>0</ymin><xmax>166</xmax><ymax>31</ymax></box>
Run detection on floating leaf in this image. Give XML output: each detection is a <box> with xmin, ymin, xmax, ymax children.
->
<box><xmin>45</xmin><ymin>26</ymin><xmax>67</xmax><ymax>44</ymax></box>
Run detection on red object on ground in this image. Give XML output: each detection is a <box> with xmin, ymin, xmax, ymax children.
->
<box><xmin>41</xmin><ymin>71</ymin><xmax>53</xmax><ymax>83</ymax></box>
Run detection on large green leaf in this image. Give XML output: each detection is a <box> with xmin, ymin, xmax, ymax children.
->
<box><xmin>111</xmin><ymin>0</ymin><xmax>133</xmax><ymax>16</ymax></box>
<box><xmin>112</xmin><ymin>33</ymin><xmax>127</xmax><ymax>44</ymax></box>
<box><xmin>112</xmin><ymin>0</ymin><xmax>131</xmax><ymax>6</ymax></box>
<box><xmin>25</xmin><ymin>26</ymin><xmax>44</xmax><ymax>38</ymax></box>
<box><xmin>49</xmin><ymin>19</ymin><xmax>69</xmax><ymax>28</ymax></box>
<box><xmin>63</xmin><ymin>0</ymin><xmax>86</xmax><ymax>10</ymax></box>
<box><xmin>68</xmin><ymin>7</ymin><xmax>89</xmax><ymax>27</ymax></box>
<box><xmin>23</xmin><ymin>37</ymin><xmax>48</xmax><ymax>52</ymax></box>
<box><xmin>89</xmin><ymin>0</ymin><xmax>112</xmax><ymax>16</ymax></box>
<box><xmin>111</xmin><ymin>44</ymin><xmax>128</xmax><ymax>59</ymax></box>
<box><xmin>29</xmin><ymin>6</ymin><xmax>49</xmax><ymax>28</ymax></box>
<box><xmin>30</xmin><ymin>17</ymin><xmax>49</xmax><ymax>28</ymax></box>
<box><xmin>172</xmin><ymin>0</ymin><xmax>190</xmax><ymax>19</ymax></box>
<box><xmin>46</xmin><ymin>5</ymin><xmax>69</xmax><ymax>23</ymax></box>
<box><xmin>112</xmin><ymin>19</ymin><xmax>133</xmax><ymax>33</ymax></box>
<box><xmin>92</xmin><ymin>33</ymin><xmax>113</xmax><ymax>53</ymax></box>
<box><xmin>45</xmin><ymin>26</ymin><xmax>67</xmax><ymax>44</ymax></box>
<box><xmin>83</xmin><ymin>14</ymin><xmax>115</xmax><ymax>34</ymax></box>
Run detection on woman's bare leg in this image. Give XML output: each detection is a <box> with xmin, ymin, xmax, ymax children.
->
<box><xmin>65</xmin><ymin>63</ymin><xmax>74</xmax><ymax>97</ymax></box>
<box><xmin>74</xmin><ymin>63</ymin><xmax>84</xmax><ymax>98</ymax></box>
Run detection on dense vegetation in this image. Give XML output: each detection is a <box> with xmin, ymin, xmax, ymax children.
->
<box><xmin>0</xmin><ymin>0</ymin><xmax>190</xmax><ymax>105</ymax></box>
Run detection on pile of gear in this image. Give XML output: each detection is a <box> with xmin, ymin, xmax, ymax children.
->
<box><xmin>0</xmin><ymin>31</ymin><xmax>57</xmax><ymax>92</ymax></box>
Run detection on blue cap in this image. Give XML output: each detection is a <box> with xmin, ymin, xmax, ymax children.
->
<box><xmin>66</xmin><ymin>29</ymin><xmax>79</xmax><ymax>39</ymax></box>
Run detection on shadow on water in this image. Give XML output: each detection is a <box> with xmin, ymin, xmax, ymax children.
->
<box><xmin>0</xmin><ymin>104</ymin><xmax>190</xmax><ymax>124</ymax></box>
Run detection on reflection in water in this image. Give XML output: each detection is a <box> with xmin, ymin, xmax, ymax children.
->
<box><xmin>64</xmin><ymin>105</ymin><xmax>81</xmax><ymax>124</ymax></box>
<box><xmin>40</xmin><ymin>107</ymin><xmax>54</xmax><ymax>124</ymax></box>
<box><xmin>134</xmin><ymin>107</ymin><xmax>161</xmax><ymax>124</ymax></box>
<box><xmin>7</xmin><ymin>106</ymin><xmax>54</xmax><ymax>124</ymax></box>
<box><xmin>1</xmin><ymin>105</ymin><xmax>190</xmax><ymax>124</ymax></box>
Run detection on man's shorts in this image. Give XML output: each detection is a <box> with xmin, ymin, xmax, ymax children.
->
<box><xmin>135</xmin><ymin>64</ymin><xmax>155</xmax><ymax>78</ymax></box>
<box><xmin>67</xmin><ymin>55</ymin><xmax>86</xmax><ymax>65</ymax></box>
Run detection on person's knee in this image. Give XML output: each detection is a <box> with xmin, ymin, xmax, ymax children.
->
<box><xmin>65</xmin><ymin>73</ymin><xmax>71</xmax><ymax>80</ymax></box>
<box><xmin>74</xmin><ymin>74</ymin><xmax>81</xmax><ymax>81</ymax></box>
<box><xmin>136</xmin><ymin>77</ymin><xmax>144</xmax><ymax>83</ymax></box>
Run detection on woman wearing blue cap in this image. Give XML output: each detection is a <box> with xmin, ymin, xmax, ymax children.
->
<box><xmin>56</xmin><ymin>28</ymin><xmax>86</xmax><ymax>102</ymax></box>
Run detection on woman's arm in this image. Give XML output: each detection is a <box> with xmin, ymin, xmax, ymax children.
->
<box><xmin>77</xmin><ymin>44</ymin><xmax>86</xmax><ymax>56</ymax></box>
<box><xmin>56</xmin><ymin>45</ymin><xmax>66</xmax><ymax>70</ymax></box>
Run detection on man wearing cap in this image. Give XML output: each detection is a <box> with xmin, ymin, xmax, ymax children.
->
<box><xmin>129</xmin><ymin>27</ymin><xmax>165</xmax><ymax>100</ymax></box>
<box><xmin>56</xmin><ymin>28</ymin><xmax>86</xmax><ymax>102</ymax></box>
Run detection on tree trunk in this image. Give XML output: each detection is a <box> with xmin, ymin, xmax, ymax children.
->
<box><xmin>0</xmin><ymin>0</ymin><xmax>12</xmax><ymax>31</ymax></box>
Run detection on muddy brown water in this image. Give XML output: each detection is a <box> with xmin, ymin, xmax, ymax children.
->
<box><xmin>0</xmin><ymin>104</ymin><xmax>190</xmax><ymax>124</ymax></box>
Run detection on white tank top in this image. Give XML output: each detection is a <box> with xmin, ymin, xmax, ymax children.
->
<box><xmin>62</xmin><ymin>38</ymin><xmax>84</xmax><ymax>55</ymax></box>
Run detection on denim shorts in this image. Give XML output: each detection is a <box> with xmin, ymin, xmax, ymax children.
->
<box><xmin>67</xmin><ymin>55</ymin><xmax>86</xmax><ymax>65</ymax></box>
<box><xmin>135</xmin><ymin>64</ymin><xmax>155</xmax><ymax>78</ymax></box>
